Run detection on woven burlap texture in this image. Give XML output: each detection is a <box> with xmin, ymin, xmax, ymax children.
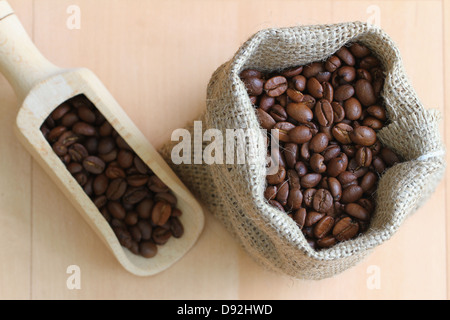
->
<box><xmin>160</xmin><ymin>21</ymin><xmax>446</xmax><ymax>280</ymax></box>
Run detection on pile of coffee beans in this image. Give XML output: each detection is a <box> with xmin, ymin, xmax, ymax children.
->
<box><xmin>40</xmin><ymin>94</ymin><xmax>184</xmax><ymax>258</ymax></box>
<box><xmin>240</xmin><ymin>42</ymin><xmax>401</xmax><ymax>250</ymax></box>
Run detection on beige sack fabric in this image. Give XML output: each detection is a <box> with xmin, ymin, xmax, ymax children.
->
<box><xmin>160</xmin><ymin>21</ymin><xmax>446</xmax><ymax>280</ymax></box>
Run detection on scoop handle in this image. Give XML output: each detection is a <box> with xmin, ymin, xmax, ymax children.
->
<box><xmin>0</xmin><ymin>0</ymin><xmax>61</xmax><ymax>102</ymax></box>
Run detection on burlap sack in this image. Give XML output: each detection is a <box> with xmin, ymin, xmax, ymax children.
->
<box><xmin>160</xmin><ymin>21</ymin><xmax>446</xmax><ymax>280</ymax></box>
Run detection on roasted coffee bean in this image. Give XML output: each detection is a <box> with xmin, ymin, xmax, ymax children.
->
<box><xmin>276</xmin><ymin>182</ymin><xmax>289</xmax><ymax>206</ymax></box>
<box><xmin>293</xmin><ymin>208</ymin><xmax>307</xmax><ymax>229</ymax></box>
<box><xmin>264</xmin><ymin>76</ymin><xmax>288</xmax><ymax>97</ymax></box>
<box><xmin>83</xmin><ymin>156</ymin><xmax>105</xmax><ymax>174</ymax></box>
<box><xmin>327</xmin><ymin>153</ymin><xmax>348</xmax><ymax>177</ymax></box>
<box><xmin>360</xmin><ymin>171</ymin><xmax>378</xmax><ymax>193</ymax></box>
<box><xmin>136</xmin><ymin>198</ymin><xmax>154</xmax><ymax>219</ymax></box>
<box><xmin>123</xmin><ymin>187</ymin><xmax>148</xmax><ymax>205</ymax></box>
<box><xmin>139</xmin><ymin>241</ymin><xmax>158</xmax><ymax>258</ymax></box>
<box><xmin>264</xmin><ymin>185</ymin><xmax>277</xmax><ymax>200</ymax></box>
<box><xmin>51</xmin><ymin>103</ymin><xmax>71</xmax><ymax>120</ymax></box>
<box><xmin>312</xmin><ymin>189</ymin><xmax>333</xmax><ymax>213</ymax></box>
<box><xmin>344</xmin><ymin>97</ymin><xmax>362</xmax><ymax>121</ymax></box>
<box><xmin>107</xmin><ymin>201</ymin><xmax>126</xmax><ymax>220</ymax></box>
<box><xmin>68</xmin><ymin>143</ymin><xmax>89</xmax><ymax>162</ymax></box>
<box><xmin>273</xmin><ymin>121</ymin><xmax>296</xmax><ymax>142</ymax></box>
<box><xmin>286</xmin><ymin>102</ymin><xmax>314</xmax><ymax>124</ymax></box>
<box><xmin>58</xmin><ymin>130</ymin><xmax>79</xmax><ymax>147</ymax></box>
<box><xmin>315</xmin><ymin>99</ymin><xmax>334</xmax><ymax>127</ymax></box>
<box><xmin>341</xmin><ymin>185</ymin><xmax>364</xmax><ymax>203</ymax></box>
<box><xmin>287</xmin><ymin>188</ymin><xmax>303</xmax><ymax>210</ymax></box>
<box><xmin>306</xmin><ymin>77</ymin><xmax>323</xmax><ymax>99</ymax></box>
<box><xmin>269</xmin><ymin>104</ymin><xmax>288</xmax><ymax>122</ymax></box>
<box><xmin>256</xmin><ymin>108</ymin><xmax>276</xmax><ymax>130</ymax></box>
<box><xmin>301</xmin><ymin>173</ymin><xmax>322</xmax><ymax>188</ymax></box>
<box><xmin>93</xmin><ymin>174</ymin><xmax>109</xmax><ymax>196</ymax></box>
<box><xmin>309</xmin><ymin>133</ymin><xmax>329</xmax><ymax>153</ymax></box>
<box><xmin>310</xmin><ymin>153</ymin><xmax>326</xmax><ymax>173</ymax></box>
<box><xmin>316</xmin><ymin>235</ymin><xmax>337</xmax><ymax>248</ymax></box>
<box><xmin>334</xmin><ymin>84</ymin><xmax>355</xmax><ymax>101</ymax></box>
<box><xmin>355</xmin><ymin>79</ymin><xmax>377</xmax><ymax>106</ymax></box>
<box><xmin>288</xmin><ymin>125</ymin><xmax>312</xmax><ymax>144</ymax></box>
<box><xmin>305</xmin><ymin>211</ymin><xmax>325</xmax><ymax>227</ymax></box>
<box><xmin>314</xmin><ymin>215</ymin><xmax>334</xmax><ymax>239</ymax></box>
<box><xmin>105</xmin><ymin>178</ymin><xmax>127</xmax><ymax>200</ymax></box>
<box><xmin>380</xmin><ymin>147</ymin><xmax>400</xmax><ymax>166</ymax></box>
<box><xmin>73</xmin><ymin>122</ymin><xmax>96</xmax><ymax>136</ymax></box>
<box><xmin>336</xmin><ymin>47</ymin><xmax>355</xmax><ymax>66</ymax></box>
<box><xmin>267</xmin><ymin>166</ymin><xmax>286</xmax><ymax>185</ymax></box>
<box><xmin>303</xmin><ymin>62</ymin><xmax>324</xmax><ymax>78</ymax></box>
<box><xmin>152</xmin><ymin>227</ymin><xmax>172</xmax><ymax>245</ymax></box>
<box><xmin>170</xmin><ymin>217</ymin><xmax>184</xmax><ymax>238</ymax></box>
<box><xmin>355</xmin><ymin>146</ymin><xmax>373</xmax><ymax>167</ymax></box>
<box><xmin>152</xmin><ymin>201</ymin><xmax>172</xmax><ymax>226</ymax></box>
<box><xmin>332</xmin><ymin>217</ymin><xmax>359</xmax><ymax>241</ymax></box>
<box><xmin>243</xmin><ymin>76</ymin><xmax>265</xmax><ymax>96</ymax></box>
<box><xmin>350</xmin><ymin>126</ymin><xmax>377</xmax><ymax>146</ymax></box>
<box><xmin>345</xmin><ymin>203</ymin><xmax>370</xmax><ymax>221</ymax></box>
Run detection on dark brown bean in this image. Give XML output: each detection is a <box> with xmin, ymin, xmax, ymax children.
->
<box><xmin>355</xmin><ymin>79</ymin><xmax>377</xmax><ymax>106</ymax></box>
<box><xmin>288</xmin><ymin>125</ymin><xmax>312</xmax><ymax>144</ymax></box>
<box><xmin>345</xmin><ymin>203</ymin><xmax>370</xmax><ymax>221</ymax></box>
<box><xmin>315</xmin><ymin>99</ymin><xmax>334</xmax><ymax>127</ymax></box>
<box><xmin>286</xmin><ymin>102</ymin><xmax>314</xmax><ymax>124</ymax></box>
<box><xmin>83</xmin><ymin>156</ymin><xmax>105</xmax><ymax>174</ymax></box>
<box><xmin>264</xmin><ymin>76</ymin><xmax>288</xmax><ymax>97</ymax></box>
<box><xmin>312</xmin><ymin>189</ymin><xmax>333</xmax><ymax>213</ymax></box>
<box><xmin>152</xmin><ymin>201</ymin><xmax>172</xmax><ymax>226</ymax></box>
<box><xmin>314</xmin><ymin>216</ymin><xmax>335</xmax><ymax>239</ymax></box>
<box><xmin>243</xmin><ymin>77</ymin><xmax>265</xmax><ymax>96</ymax></box>
<box><xmin>350</xmin><ymin>126</ymin><xmax>377</xmax><ymax>146</ymax></box>
<box><xmin>333</xmin><ymin>217</ymin><xmax>360</xmax><ymax>241</ymax></box>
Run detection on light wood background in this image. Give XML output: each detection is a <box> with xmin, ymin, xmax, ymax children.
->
<box><xmin>0</xmin><ymin>0</ymin><xmax>448</xmax><ymax>300</ymax></box>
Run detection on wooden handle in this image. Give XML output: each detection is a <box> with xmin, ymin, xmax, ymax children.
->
<box><xmin>0</xmin><ymin>0</ymin><xmax>61</xmax><ymax>102</ymax></box>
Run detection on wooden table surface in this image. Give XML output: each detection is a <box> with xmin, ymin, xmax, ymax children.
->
<box><xmin>0</xmin><ymin>0</ymin><xmax>448</xmax><ymax>300</ymax></box>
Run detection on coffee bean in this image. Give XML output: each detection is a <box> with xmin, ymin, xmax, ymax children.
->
<box><xmin>313</xmin><ymin>215</ymin><xmax>334</xmax><ymax>239</ymax></box>
<box><xmin>107</xmin><ymin>201</ymin><xmax>126</xmax><ymax>220</ymax></box>
<box><xmin>345</xmin><ymin>203</ymin><xmax>370</xmax><ymax>221</ymax></box>
<box><xmin>139</xmin><ymin>241</ymin><xmax>158</xmax><ymax>258</ymax></box>
<box><xmin>73</xmin><ymin>122</ymin><xmax>96</xmax><ymax>136</ymax></box>
<box><xmin>152</xmin><ymin>227</ymin><xmax>172</xmax><ymax>245</ymax></box>
<box><xmin>334</xmin><ymin>84</ymin><xmax>355</xmax><ymax>101</ymax></box>
<box><xmin>93</xmin><ymin>174</ymin><xmax>109</xmax><ymax>196</ymax></box>
<box><xmin>312</xmin><ymin>189</ymin><xmax>333</xmax><ymax>213</ymax></box>
<box><xmin>315</xmin><ymin>99</ymin><xmax>334</xmax><ymax>127</ymax></box>
<box><xmin>288</xmin><ymin>125</ymin><xmax>312</xmax><ymax>144</ymax></box>
<box><xmin>350</xmin><ymin>126</ymin><xmax>377</xmax><ymax>146</ymax></box>
<box><xmin>293</xmin><ymin>208</ymin><xmax>307</xmax><ymax>229</ymax></box>
<box><xmin>170</xmin><ymin>217</ymin><xmax>184</xmax><ymax>238</ymax></box>
<box><xmin>68</xmin><ymin>143</ymin><xmax>89</xmax><ymax>163</ymax></box>
<box><xmin>286</xmin><ymin>102</ymin><xmax>314</xmax><ymax>123</ymax></box>
<box><xmin>264</xmin><ymin>76</ymin><xmax>288</xmax><ymax>97</ymax></box>
<box><xmin>306</xmin><ymin>77</ymin><xmax>323</xmax><ymax>99</ymax></box>
<box><xmin>332</xmin><ymin>217</ymin><xmax>359</xmax><ymax>241</ymax></box>
<box><xmin>83</xmin><ymin>156</ymin><xmax>105</xmax><ymax>174</ymax></box>
<box><xmin>152</xmin><ymin>201</ymin><xmax>172</xmax><ymax>226</ymax></box>
<box><xmin>355</xmin><ymin>79</ymin><xmax>377</xmax><ymax>106</ymax></box>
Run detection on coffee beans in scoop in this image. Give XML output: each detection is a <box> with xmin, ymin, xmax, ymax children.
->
<box><xmin>40</xmin><ymin>94</ymin><xmax>184</xmax><ymax>258</ymax></box>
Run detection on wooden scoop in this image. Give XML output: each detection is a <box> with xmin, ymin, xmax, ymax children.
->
<box><xmin>0</xmin><ymin>0</ymin><xmax>204</xmax><ymax>276</ymax></box>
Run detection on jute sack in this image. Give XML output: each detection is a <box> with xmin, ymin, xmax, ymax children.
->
<box><xmin>160</xmin><ymin>21</ymin><xmax>446</xmax><ymax>280</ymax></box>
